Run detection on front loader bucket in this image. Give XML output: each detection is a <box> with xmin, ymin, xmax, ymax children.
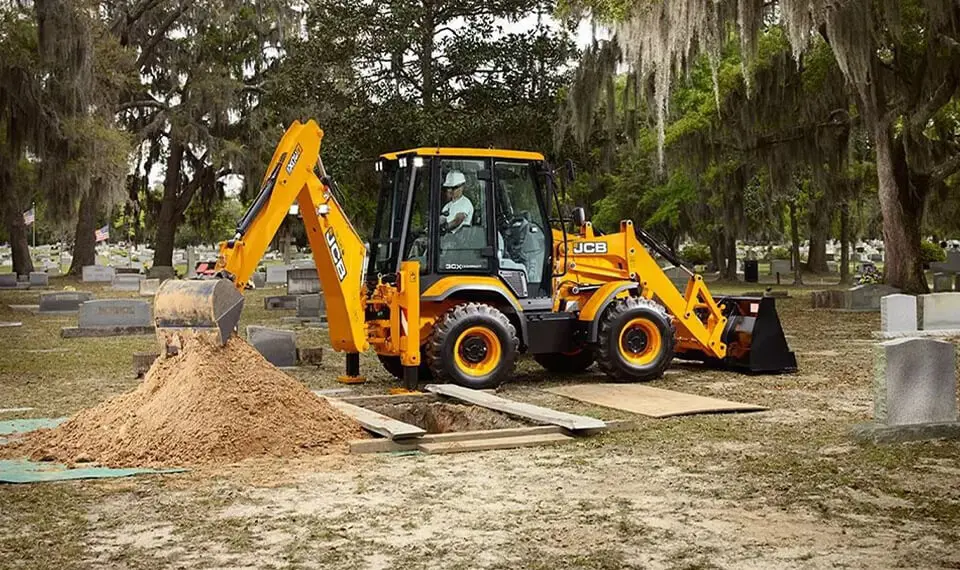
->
<box><xmin>154</xmin><ymin>279</ymin><xmax>244</xmax><ymax>348</ymax></box>
<box><xmin>718</xmin><ymin>296</ymin><xmax>797</xmax><ymax>373</ymax></box>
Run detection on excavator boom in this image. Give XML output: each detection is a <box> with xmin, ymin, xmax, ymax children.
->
<box><xmin>153</xmin><ymin>120</ymin><xmax>368</xmax><ymax>354</ymax></box>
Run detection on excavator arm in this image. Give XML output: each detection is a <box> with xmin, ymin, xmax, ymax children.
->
<box><xmin>154</xmin><ymin>120</ymin><xmax>368</xmax><ymax>354</ymax></box>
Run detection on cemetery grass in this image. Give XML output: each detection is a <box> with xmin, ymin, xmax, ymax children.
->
<box><xmin>2</xmin><ymin>279</ymin><xmax>960</xmax><ymax>568</ymax></box>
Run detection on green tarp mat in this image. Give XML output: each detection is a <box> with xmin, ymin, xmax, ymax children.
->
<box><xmin>0</xmin><ymin>417</ymin><xmax>68</xmax><ymax>436</ymax></box>
<box><xmin>0</xmin><ymin>460</ymin><xmax>186</xmax><ymax>484</ymax></box>
<box><xmin>0</xmin><ymin>418</ymin><xmax>187</xmax><ymax>483</ymax></box>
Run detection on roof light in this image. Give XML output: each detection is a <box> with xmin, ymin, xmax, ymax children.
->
<box><xmin>398</xmin><ymin>158</ymin><xmax>407</xmax><ymax>168</ymax></box>
<box><xmin>374</xmin><ymin>161</ymin><xmax>382</xmax><ymax>172</ymax></box>
<box><xmin>413</xmin><ymin>157</ymin><xmax>424</xmax><ymax>168</ymax></box>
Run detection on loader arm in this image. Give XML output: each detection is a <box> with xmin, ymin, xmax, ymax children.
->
<box><xmin>215</xmin><ymin>120</ymin><xmax>368</xmax><ymax>353</ymax></box>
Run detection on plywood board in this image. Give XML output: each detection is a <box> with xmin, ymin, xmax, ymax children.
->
<box><xmin>349</xmin><ymin>425</ymin><xmax>566</xmax><ymax>454</ymax></box>
<box><xmin>545</xmin><ymin>384</ymin><xmax>767</xmax><ymax>419</ymax></box>
<box><xmin>326</xmin><ymin>399</ymin><xmax>425</xmax><ymax>440</ymax></box>
<box><xmin>425</xmin><ymin>384</ymin><xmax>606</xmax><ymax>431</ymax></box>
<box><xmin>418</xmin><ymin>433</ymin><xmax>573</xmax><ymax>455</ymax></box>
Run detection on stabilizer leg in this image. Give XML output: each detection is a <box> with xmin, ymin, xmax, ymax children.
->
<box><xmin>338</xmin><ymin>352</ymin><xmax>366</xmax><ymax>384</ymax></box>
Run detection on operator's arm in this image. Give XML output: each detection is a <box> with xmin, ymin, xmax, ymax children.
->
<box><xmin>446</xmin><ymin>212</ymin><xmax>467</xmax><ymax>231</ymax></box>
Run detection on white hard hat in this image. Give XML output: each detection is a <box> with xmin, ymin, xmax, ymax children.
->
<box><xmin>443</xmin><ymin>170</ymin><xmax>466</xmax><ymax>188</ymax></box>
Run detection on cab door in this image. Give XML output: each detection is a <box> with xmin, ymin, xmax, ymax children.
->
<box><xmin>493</xmin><ymin>161</ymin><xmax>551</xmax><ymax>299</ymax></box>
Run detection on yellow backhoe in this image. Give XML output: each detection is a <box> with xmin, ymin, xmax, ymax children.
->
<box><xmin>154</xmin><ymin>120</ymin><xmax>796</xmax><ymax>389</ymax></box>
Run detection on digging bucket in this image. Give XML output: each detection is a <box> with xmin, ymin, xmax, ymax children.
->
<box><xmin>717</xmin><ymin>296</ymin><xmax>798</xmax><ymax>373</ymax></box>
<box><xmin>154</xmin><ymin>279</ymin><xmax>244</xmax><ymax>346</ymax></box>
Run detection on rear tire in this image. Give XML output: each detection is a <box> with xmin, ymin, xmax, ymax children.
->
<box><xmin>597</xmin><ymin>297</ymin><xmax>675</xmax><ymax>382</ymax></box>
<box><xmin>426</xmin><ymin>303</ymin><xmax>518</xmax><ymax>389</ymax></box>
<box><xmin>377</xmin><ymin>353</ymin><xmax>432</xmax><ymax>381</ymax></box>
<box><xmin>533</xmin><ymin>349</ymin><xmax>596</xmax><ymax>374</ymax></box>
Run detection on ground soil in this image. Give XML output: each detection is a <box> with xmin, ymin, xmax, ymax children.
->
<box><xmin>2</xmin><ymin>280</ymin><xmax>960</xmax><ymax>569</ymax></box>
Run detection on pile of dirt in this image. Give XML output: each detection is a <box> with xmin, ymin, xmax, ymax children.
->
<box><xmin>16</xmin><ymin>335</ymin><xmax>366</xmax><ymax>468</ymax></box>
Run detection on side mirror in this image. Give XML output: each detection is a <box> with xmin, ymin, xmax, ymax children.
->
<box><xmin>564</xmin><ymin>159</ymin><xmax>576</xmax><ymax>183</ymax></box>
<box><xmin>572</xmin><ymin>207</ymin><xmax>586</xmax><ymax>227</ymax></box>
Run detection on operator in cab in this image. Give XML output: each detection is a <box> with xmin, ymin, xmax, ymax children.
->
<box><xmin>440</xmin><ymin>171</ymin><xmax>473</xmax><ymax>234</ymax></box>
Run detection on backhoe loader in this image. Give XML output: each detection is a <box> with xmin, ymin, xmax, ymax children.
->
<box><xmin>154</xmin><ymin>120</ymin><xmax>796</xmax><ymax>390</ymax></box>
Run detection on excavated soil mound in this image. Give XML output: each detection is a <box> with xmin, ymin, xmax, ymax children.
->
<box><xmin>17</xmin><ymin>335</ymin><xmax>366</xmax><ymax>468</ymax></box>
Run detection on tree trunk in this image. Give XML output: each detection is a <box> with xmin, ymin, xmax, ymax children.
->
<box><xmin>152</xmin><ymin>141</ymin><xmax>184</xmax><ymax>268</ymax></box>
<box><xmin>723</xmin><ymin>231</ymin><xmax>737</xmax><ymax>281</ymax></box>
<box><xmin>419</xmin><ymin>0</ymin><xmax>435</xmax><ymax>110</ymax></box>
<box><xmin>789</xmin><ymin>201</ymin><xmax>803</xmax><ymax>286</ymax></box>
<box><xmin>805</xmin><ymin>196</ymin><xmax>830</xmax><ymax>274</ymax></box>
<box><xmin>839</xmin><ymin>203</ymin><xmax>851</xmax><ymax>284</ymax></box>
<box><xmin>708</xmin><ymin>239</ymin><xmax>721</xmax><ymax>274</ymax></box>
<box><xmin>68</xmin><ymin>192</ymin><xmax>98</xmax><ymax>275</ymax></box>
<box><xmin>2</xmin><ymin>192</ymin><xmax>34</xmax><ymax>276</ymax></box>
<box><xmin>874</xmin><ymin>124</ymin><xmax>927</xmax><ymax>293</ymax></box>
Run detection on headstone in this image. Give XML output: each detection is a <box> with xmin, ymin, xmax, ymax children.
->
<box><xmin>0</xmin><ymin>274</ymin><xmax>17</xmax><ymax>288</ymax></box>
<box><xmin>247</xmin><ymin>325</ymin><xmax>297</xmax><ymax>367</ymax></box>
<box><xmin>266</xmin><ymin>264</ymin><xmax>291</xmax><ymax>284</ymax></box>
<box><xmin>296</xmin><ymin>294</ymin><xmax>326</xmax><ymax>318</ymax></box>
<box><xmin>82</xmin><ymin>265</ymin><xmax>115</xmax><ymax>283</ymax></box>
<box><xmin>287</xmin><ymin>268</ymin><xmax>321</xmax><ymax>295</ymax></box>
<box><xmin>39</xmin><ymin>291</ymin><xmax>93</xmax><ymax>313</ymax></box>
<box><xmin>874</xmin><ymin>338</ymin><xmax>957</xmax><ymax>426</ymax></box>
<box><xmin>298</xmin><ymin>347</ymin><xmax>323</xmax><ymax>366</ymax></box>
<box><xmin>250</xmin><ymin>272</ymin><xmax>266</xmax><ymax>289</ymax></box>
<box><xmin>662</xmin><ymin>265</ymin><xmax>689</xmax><ymax>290</ymax></box>
<box><xmin>147</xmin><ymin>265</ymin><xmax>176</xmax><ymax>281</ymax></box>
<box><xmin>931</xmin><ymin>250</ymin><xmax>960</xmax><ymax>274</ymax></box>
<box><xmin>115</xmin><ymin>267</ymin><xmax>141</xmax><ymax>275</ymax></box>
<box><xmin>111</xmin><ymin>274</ymin><xmax>144</xmax><ymax>291</ymax></box>
<box><xmin>139</xmin><ymin>278</ymin><xmax>160</xmax><ymax>296</ymax></box>
<box><xmin>770</xmin><ymin>259</ymin><xmax>791</xmax><ymax>276</ymax></box>
<box><xmin>848</xmin><ymin>284</ymin><xmax>899</xmax><ymax>311</ymax></box>
<box><xmin>28</xmin><ymin>272</ymin><xmax>49</xmax><ymax>287</ymax></box>
<box><xmin>826</xmin><ymin>261</ymin><xmax>839</xmax><ymax>273</ymax></box>
<box><xmin>881</xmin><ymin>295</ymin><xmax>917</xmax><ymax>333</ymax></box>
<box><xmin>920</xmin><ymin>293</ymin><xmax>960</xmax><ymax>331</ymax></box>
<box><xmin>825</xmin><ymin>253</ymin><xmax>835</xmax><ymax>262</ymax></box>
<box><xmin>933</xmin><ymin>272</ymin><xmax>954</xmax><ymax>292</ymax></box>
<box><xmin>186</xmin><ymin>248</ymin><xmax>198</xmax><ymax>278</ymax></box>
<box><xmin>264</xmin><ymin>295</ymin><xmax>298</xmax><ymax>310</ymax></box>
<box><xmin>869</xmin><ymin>253</ymin><xmax>883</xmax><ymax>262</ymax></box>
<box><xmin>78</xmin><ymin>299</ymin><xmax>152</xmax><ymax>329</ymax></box>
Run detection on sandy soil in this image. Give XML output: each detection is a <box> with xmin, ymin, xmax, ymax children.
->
<box><xmin>2</xmin><ymin>285</ymin><xmax>960</xmax><ymax>569</ymax></box>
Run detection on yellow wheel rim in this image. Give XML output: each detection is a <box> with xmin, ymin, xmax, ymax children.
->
<box><xmin>454</xmin><ymin>326</ymin><xmax>501</xmax><ymax>377</ymax></box>
<box><xmin>618</xmin><ymin>318</ymin><xmax>662</xmax><ymax>366</ymax></box>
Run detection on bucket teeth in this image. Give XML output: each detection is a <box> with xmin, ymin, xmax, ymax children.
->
<box><xmin>154</xmin><ymin>279</ymin><xmax>245</xmax><ymax>347</ymax></box>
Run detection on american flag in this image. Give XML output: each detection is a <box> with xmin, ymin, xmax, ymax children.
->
<box><xmin>22</xmin><ymin>208</ymin><xmax>34</xmax><ymax>226</ymax></box>
<box><xmin>94</xmin><ymin>225</ymin><xmax>110</xmax><ymax>242</ymax></box>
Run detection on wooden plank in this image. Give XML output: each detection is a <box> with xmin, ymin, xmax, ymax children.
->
<box><xmin>424</xmin><ymin>384</ymin><xmax>606</xmax><ymax>431</ymax></box>
<box><xmin>545</xmin><ymin>384</ymin><xmax>767</xmax><ymax>419</ymax></box>
<box><xmin>418</xmin><ymin>433</ymin><xmax>574</xmax><ymax>455</ymax></box>
<box><xmin>326</xmin><ymin>399</ymin><xmax>426</xmax><ymax>440</ymax></box>
<box><xmin>349</xmin><ymin>425</ymin><xmax>567</xmax><ymax>454</ymax></box>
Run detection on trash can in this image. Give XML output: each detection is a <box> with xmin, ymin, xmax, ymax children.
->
<box><xmin>744</xmin><ymin>260</ymin><xmax>759</xmax><ymax>283</ymax></box>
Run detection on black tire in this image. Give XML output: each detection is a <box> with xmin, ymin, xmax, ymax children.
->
<box><xmin>596</xmin><ymin>297</ymin><xmax>675</xmax><ymax>382</ymax></box>
<box><xmin>377</xmin><ymin>353</ymin><xmax>432</xmax><ymax>381</ymax></box>
<box><xmin>533</xmin><ymin>349</ymin><xmax>596</xmax><ymax>374</ymax></box>
<box><xmin>426</xmin><ymin>303</ymin><xmax>519</xmax><ymax>389</ymax></box>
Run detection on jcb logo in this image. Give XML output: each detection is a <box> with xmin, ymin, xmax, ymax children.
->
<box><xmin>326</xmin><ymin>228</ymin><xmax>347</xmax><ymax>281</ymax></box>
<box><xmin>285</xmin><ymin>144</ymin><xmax>302</xmax><ymax>174</ymax></box>
<box><xmin>572</xmin><ymin>241</ymin><xmax>608</xmax><ymax>255</ymax></box>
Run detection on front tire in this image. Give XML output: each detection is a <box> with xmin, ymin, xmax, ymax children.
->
<box><xmin>597</xmin><ymin>297</ymin><xmax>675</xmax><ymax>382</ymax></box>
<box><xmin>426</xmin><ymin>303</ymin><xmax>519</xmax><ymax>389</ymax></box>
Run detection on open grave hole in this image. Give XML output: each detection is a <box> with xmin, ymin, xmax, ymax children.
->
<box><xmin>364</xmin><ymin>401</ymin><xmax>531</xmax><ymax>434</ymax></box>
